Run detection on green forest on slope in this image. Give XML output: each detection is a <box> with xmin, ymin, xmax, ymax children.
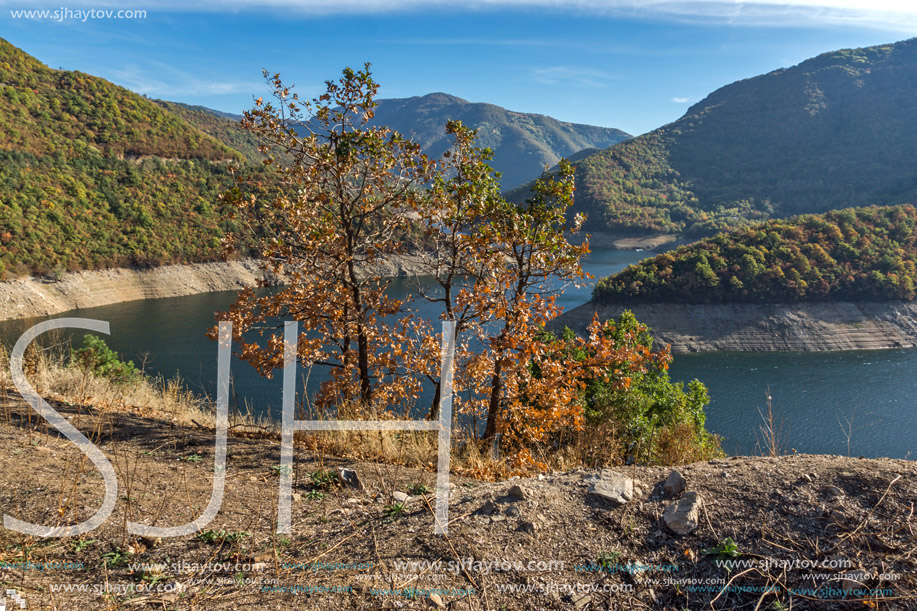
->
<box><xmin>0</xmin><ymin>38</ymin><xmax>254</xmax><ymax>277</ymax></box>
<box><xmin>155</xmin><ymin>101</ymin><xmax>264</xmax><ymax>165</ymax></box>
<box><xmin>517</xmin><ymin>38</ymin><xmax>917</xmax><ymax>237</ymax></box>
<box><xmin>594</xmin><ymin>205</ymin><xmax>917</xmax><ymax>304</ymax></box>
<box><xmin>0</xmin><ymin>36</ymin><xmax>633</xmax><ymax>278</ymax></box>
<box><xmin>359</xmin><ymin>92</ymin><xmax>630</xmax><ymax>189</ymax></box>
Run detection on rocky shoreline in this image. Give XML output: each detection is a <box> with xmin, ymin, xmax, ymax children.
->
<box><xmin>0</xmin><ymin>255</ymin><xmax>429</xmax><ymax>322</ymax></box>
<box><xmin>552</xmin><ymin>300</ymin><xmax>917</xmax><ymax>352</ymax></box>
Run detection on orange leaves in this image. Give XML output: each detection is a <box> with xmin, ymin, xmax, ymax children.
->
<box><xmin>222</xmin><ymin>68</ymin><xmax>684</xmax><ymax>475</ymax></box>
<box><xmin>489</xmin><ymin>311</ymin><xmax>674</xmax><ymax>469</ymax></box>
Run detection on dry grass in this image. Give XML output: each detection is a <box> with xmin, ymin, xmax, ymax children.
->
<box><xmin>0</xmin><ymin>336</ymin><xmax>271</xmax><ymax>433</ymax></box>
<box><xmin>755</xmin><ymin>387</ymin><xmax>788</xmax><ymax>458</ymax></box>
<box><xmin>0</xmin><ymin>334</ymin><xmax>720</xmax><ymax>482</ymax></box>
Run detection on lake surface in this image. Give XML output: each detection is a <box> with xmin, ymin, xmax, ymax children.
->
<box><xmin>2</xmin><ymin>247</ymin><xmax>915</xmax><ymax>459</ymax></box>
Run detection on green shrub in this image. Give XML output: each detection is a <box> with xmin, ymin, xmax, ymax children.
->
<box><xmin>548</xmin><ymin>311</ymin><xmax>722</xmax><ymax>465</ymax></box>
<box><xmin>71</xmin><ymin>334</ymin><xmax>140</xmax><ymax>384</ymax></box>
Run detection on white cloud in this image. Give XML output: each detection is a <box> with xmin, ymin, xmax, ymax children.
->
<box><xmin>3</xmin><ymin>1</ymin><xmax>917</xmax><ymax>32</ymax></box>
<box><xmin>532</xmin><ymin>66</ymin><xmax>619</xmax><ymax>87</ymax></box>
<box><xmin>108</xmin><ymin>64</ymin><xmax>263</xmax><ymax>97</ymax></box>
<box><xmin>671</xmin><ymin>96</ymin><xmax>693</xmax><ymax>103</ymax></box>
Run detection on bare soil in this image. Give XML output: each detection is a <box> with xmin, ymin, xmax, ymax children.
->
<box><xmin>0</xmin><ymin>396</ymin><xmax>914</xmax><ymax>610</ymax></box>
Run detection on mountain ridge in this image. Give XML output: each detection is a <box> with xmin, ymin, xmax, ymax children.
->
<box><xmin>366</xmin><ymin>92</ymin><xmax>630</xmax><ymax>188</ymax></box>
<box><xmin>512</xmin><ymin>37</ymin><xmax>917</xmax><ymax>237</ymax></box>
<box><xmin>0</xmin><ymin>37</ymin><xmax>250</xmax><ymax>276</ymax></box>
<box><xmin>174</xmin><ymin>91</ymin><xmax>631</xmax><ymax>189</ymax></box>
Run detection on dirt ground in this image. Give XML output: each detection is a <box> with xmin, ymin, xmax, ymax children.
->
<box><xmin>0</xmin><ymin>396</ymin><xmax>914</xmax><ymax>610</ymax></box>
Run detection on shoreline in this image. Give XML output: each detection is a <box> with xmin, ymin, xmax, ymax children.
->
<box><xmin>552</xmin><ymin>300</ymin><xmax>917</xmax><ymax>352</ymax></box>
<box><xmin>576</xmin><ymin>231</ymin><xmax>678</xmax><ymax>250</ymax></box>
<box><xmin>0</xmin><ymin>255</ymin><xmax>429</xmax><ymax>322</ymax></box>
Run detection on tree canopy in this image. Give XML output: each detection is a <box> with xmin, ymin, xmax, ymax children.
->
<box><xmin>594</xmin><ymin>204</ymin><xmax>917</xmax><ymax>304</ymax></box>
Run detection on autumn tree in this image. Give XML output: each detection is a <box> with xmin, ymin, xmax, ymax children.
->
<box><xmin>417</xmin><ymin>126</ymin><xmax>611</xmax><ymax>453</ymax></box>
<box><xmin>473</xmin><ymin>160</ymin><xmax>589</xmax><ymax>439</ymax></box>
<box><xmin>219</xmin><ymin>65</ymin><xmax>715</xmax><ymax>471</ymax></box>
<box><xmin>218</xmin><ymin>65</ymin><xmax>432</xmax><ymax>412</ymax></box>
<box><xmin>412</xmin><ymin>120</ymin><xmax>502</xmax><ymax>420</ymax></box>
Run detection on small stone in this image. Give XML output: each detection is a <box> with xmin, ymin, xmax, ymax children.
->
<box><xmin>663</xmin><ymin>491</ymin><xmax>702</xmax><ymax>535</ymax></box>
<box><xmin>840</xmin><ymin>571</ymin><xmax>870</xmax><ymax>592</ymax></box>
<box><xmin>393</xmin><ymin>491</ymin><xmax>410</xmax><ymax>503</ymax></box>
<box><xmin>508</xmin><ymin>484</ymin><xmax>527</xmax><ymax>500</ymax></box>
<box><xmin>476</xmin><ymin>500</ymin><xmax>497</xmax><ymax>516</ymax></box>
<box><xmin>427</xmin><ymin>593</ymin><xmax>446</xmax><ymax>609</ymax></box>
<box><xmin>292</xmin><ymin>492</ymin><xmax>302</xmax><ymax>502</ymax></box>
<box><xmin>825</xmin><ymin>485</ymin><xmax>843</xmax><ymax>497</ymax></box>
<box><xmin>663</xmin><ymin>470</ymin><xmax>687</xmax><ymax>495</ymax></box>
<box><xmin>339</xmin><ymin>468</ymin><xmax>363</xmax><ymax>490</ymax></box>
<box><xmin>570</xmin><ymin>593</ymin><xmax>591</xmax><ymax>609</ymax></box>
<box><xmin>588</xmin><ymin>471</ymin><xmax>634</xmax><ymax>507</ymax></box>
<box><xmin>518</xmin><ymin>520</ymin><xmax>537</xmax><ymax>535</ymax></box>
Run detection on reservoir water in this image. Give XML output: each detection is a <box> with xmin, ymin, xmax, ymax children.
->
<box><xmin>2</xmin><ymin>247</ymin><xmax>914</xmax><ymax>459</ymax></box>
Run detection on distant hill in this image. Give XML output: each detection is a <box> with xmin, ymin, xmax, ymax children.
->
<box><xmin>0</xmin><ymin>37</ymin><xmax>252</xmax><ymax>277</ymax></box>
<box><xmin>513</xmin><ymin>38</ymin><xmax>917</xmax><ymax>236</ymax></box>
<box><xmin>154</xmin><ymin>101</ymin><xmax>263</xmax><ymax>164</ymax></box>
<box><xmin>594</xmin><ymin>204</ymin><xmax>917</xmax><ymax>304</ymax></box>
<box><xmin>171</xmin><ymin>93</ymin><xmax>630</xmax><ymax>190</ymax></box>
<box><xmin>366</xmin><ymin>93</ymin><xmax>629</xmax><ymax>189</ymax></box>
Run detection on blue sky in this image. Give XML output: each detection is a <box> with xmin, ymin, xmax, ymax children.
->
<box><xmin>3</xmin><ymin>1</ymin><xmax>917</xmax><ymax>135</ymax></box>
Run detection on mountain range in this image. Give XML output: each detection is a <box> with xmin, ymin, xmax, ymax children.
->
<box><xmin>0</xmin><ymin>37</ymin><xmax>625</xmax><ymax>276</ymax></box>
<box><xmin>512</xmin><ymin>37</ymin><xmax>917</xmax><ymax>238</ymax></box>
<box><xmin>363</xmin><ymin>93</ymin><xmax>629</xmax><ymax>188</ymax></box>
<box><xmin>171</xmin><ymin>93</ymin><xmax>631</xmax><ymax>189</ymax></box>
<box><xmin>4</xmin><ymin>34</ymin><xmax>917</xmax><ymax>277</ymax></box>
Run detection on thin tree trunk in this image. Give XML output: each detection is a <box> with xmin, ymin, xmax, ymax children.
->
<box><xmin>426</xmin><ymin>381</ymin><xmax>441</xmax><ymax>420</ymax></box>
<box><xmin>357</xmin><ymin>329</ymin><xmax>371</xmax><ymax>404</ymax></box>
<box><xmin>482</xmin><ymin>358</ymin><xmax>503</xmax><ymax>440</ymax></box>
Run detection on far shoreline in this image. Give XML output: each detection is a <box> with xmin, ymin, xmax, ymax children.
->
<box><xmin>0</xmin><ymin>254</ymin><xmax>429</xmax><ymax>323</ymax></box>
<box><xmin>551</xmin><ymin>300</ymin><xmax>917</xmax><ymax>353</ymax></box>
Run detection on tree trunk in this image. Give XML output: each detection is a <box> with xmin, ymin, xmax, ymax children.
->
<box><xmin>357</xmin><ymin>329</ymin><xmax>371</xmax><ymax>405</ymax></box>
<box><xmin>426</xmin><ymin>381</ymin><xmax>441</xmax><ymax>420</ymax></box>
<box><xmin>482</xmin><ymin>357</ymin><xmax>503</xmax><ymax>440</ymax></box>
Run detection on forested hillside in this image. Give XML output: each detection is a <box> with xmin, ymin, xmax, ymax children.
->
<box><xmin>594</xmin><ymin>205</ymin><xmax>917</xmax><ymax>304</ymax></box>
<box><xmin>155</xmin><ymin>101</ymin><xmax>263</xmax><ymax>164</ymax></box>
<box><xmin>0</xmin><ymin>38</ymin><xmax>250</xmax><ymax>277</ymax></box>
<box><xmin>179</xmin><ymin>93</ymin><xmax>630</xmax><ymax>189</ymax></box>
<box><xmin>365</xmin><ymin>93</ymin><xmax>630</xmax><ymax>188</ymax></box>
<box><xmin>516</xmin><ymin>38</ymin><xmax>917</xmax><ymax>236</ymax></box>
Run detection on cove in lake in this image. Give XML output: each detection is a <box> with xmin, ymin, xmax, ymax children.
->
<box><xmin>2</xmin><ymin>247</ymin><xmax>914</xmax><ymax>459</ymax></box>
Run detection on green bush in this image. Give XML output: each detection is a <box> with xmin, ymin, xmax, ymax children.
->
<box><xmin>71</xmin><ymin>334</ymin><xmax>140</xmax><ymax>384</ymax></box>
<box><xmin>548</xmin><ymin>311</ymin><xmax>722</xmax><ymax>465</ymax></box>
